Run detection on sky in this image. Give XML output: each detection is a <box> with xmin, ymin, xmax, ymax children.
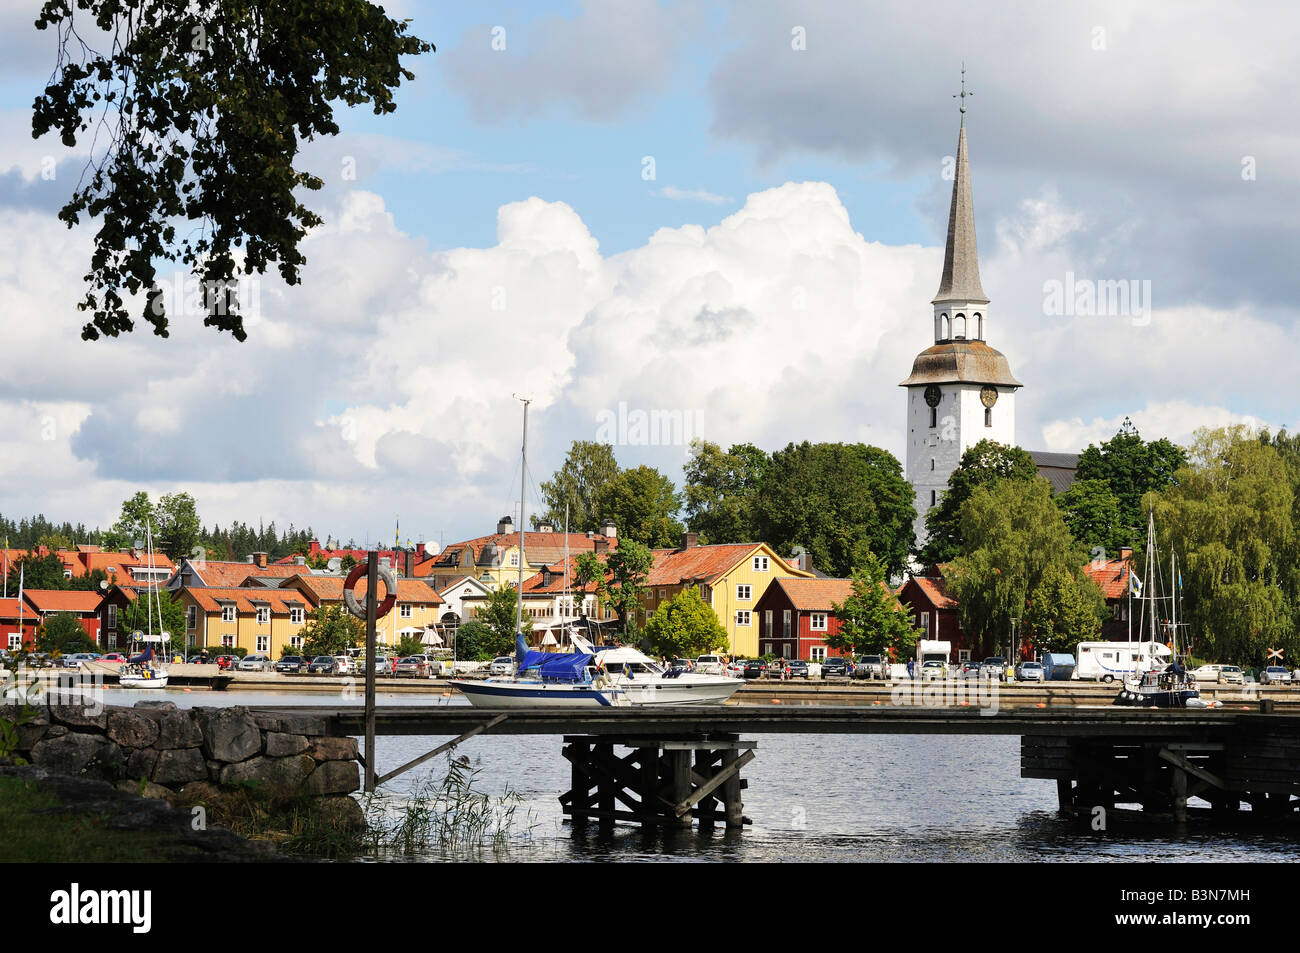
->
<box><xmin>0</xmin><ymin>0</ymin><xmax>1295</xmax><ymax>551</ymax></box>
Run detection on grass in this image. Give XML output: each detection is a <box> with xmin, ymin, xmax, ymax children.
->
<box><xmin>0</xmin><ymin>776</ymin><xmax>196</xmax><ymax>862</ymax></box>
<box><xmin>168</xmin><ymin>782</ymin><xmax>366</xmax><ymax>860</ymax></box>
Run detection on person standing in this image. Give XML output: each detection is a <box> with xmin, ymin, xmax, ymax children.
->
<box><xmin>907</xmin><ymin>658</ymin><xmax>915</xmax><ymax>680</ymax></box>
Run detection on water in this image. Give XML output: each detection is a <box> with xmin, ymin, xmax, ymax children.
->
<box><xmin>79</xmin><ymin>688</ymin><xmax>1300</xmax><ymax>862</ymax></box>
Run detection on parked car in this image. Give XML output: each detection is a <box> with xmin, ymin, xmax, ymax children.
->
<box><xmin>958</xmin><ymin>660</ymin><xmax>982</xmax><ymax>679</ymax></box>
<box><xmin>724</xmin><ymin>660</ymin><xmax>746</xmax><ymax>677</ymax></box>
<box><xmin>1293</xmin><ymin>669</ymin><xmax>1300</xmax><ymax>685</ymax></box>
<box><xmin>1217</xmin><ymin>666</ymin><xmax>1244</xmax><ymax>685</ymax></box>
<box><xmin>1260</xmin><ymin>666</ymin><xmax>1290</xmax><ymax>686</ymax></box>
<box><xmin>851</xmin><ymin>655</ymin><xmax>890</xmax><ymax>680</ymax></box>
<box><xmin>1015</xmin><ymin>661</ymin><xmax>1045</xmax><ymax>682</ymax></box>
<box><xmin>1192</xmin><ymin>664</ymin><xmax>1226</xmax><ymax>682</ymax></box>
<box><xmin>489</xmin><ymin>656</ymin><xmax>515</xmax><ymax>676</ymax></box>
<box><xmin>920</xmin><ymin>660</ymin><xmax>946</xmax><ymax>680</ymax></box>
<box><xmin>820</xmin><ymin>656</ymin><xmax>850</xmax><ymax>678</ymax></box>
<box><xmin>60</xmin><ymin>653</ymin><xmax>98</xmax><ymax>668</ymax></box>
<box><xmin>695</xmin><ymin>655</ymin><xmax>725</xmax><ymax>675</ymax></box>
<box><xmin>237</xmin><ymin>654</ymin><xmax>272</xmax><ymax>672</ymax></box>
<box><xmin>980</xmin><ymin>657</ymin><xmax>1007</xmax><ymax>681</ymax></box>
<box><xmin>787</xmin><ymin>659</ymin><xmax>811</xmax><ymax>679</ymax></box>
<box><xmin>742</xmin><ymin>659</ymin><xmax>766</xmax><ymax>679</ymax></box>
<box><xmin>307</xmin><ymin>655</ymin><xmax>337</xmax><ymax>675</ymax></box>
<box><xmin>275</xmin><ymin>656</ymin><xmax>309</xmax><ymax>674</ymax></box>
<box><xmin>395</xmin><ymin>656</ymin><xmax>431</xmax><ymax>678</ymax></box>
<box><xmin>332</xmin><ymin>655</ymin><xmax>356</xmax><ymax>676</ymax></box>
<box><xmin>670</xmin><ymin>658</ymin><xmax>695</xmax><ymax>673</ymax></box>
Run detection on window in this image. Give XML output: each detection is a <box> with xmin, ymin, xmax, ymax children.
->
<box><xmin>221</xmin><ymin>634</ymin><xmax>235</xmax><ymax>648</ymax></box>
<box><xmin>108</xmin><ymin>633</ymin><xmax>117</xmax><ymax>649</ymax></box>
<box><xmin>256</xmin><ymin>635</ymin><xmax>269</xmax><ymax>653</ymax></box>
<box><xmin>221</xmin><ymin>605</ymin><xmax>236</xmax><ymax>623</ymax></box>
<box><xmin>929</xmin><ymin>407</ymin><xmax>937</xmax><ymax>428</ymax></box>
<box><xmin>185</xmin><ymin>605</ymin><xmax>196</xmax><ymax>630</ymax></box>
<box><xmin>400</xmin><ymin>605</ymin><xmax>413</xmax><ymax>618</ymax></box>
<box><xmin>290</xmin><ymin>636</ymin><xmax>304</xmax><ymax>650</ymax></box>
<box><xmin>736</xmin><ymin>584</ymin><xmax>751</xmax><ymax>601</ymax></box>
<box><xmin>63</xmin><ymin>569</ymin><xmax>72</xmax><ymax>580</ymax></box>
<box><xmin>811</xmin><ymin>613</ymin><xmax>827</xmax><ymax>631</ymax></box>
<box><xmin>255</xmin><ymin>606</ymin><xmax>270</xmax><ymax>625</ymax></box>
<box><xmin>985</xmin><ymin>408</ymin><xmax>992</xmax><ymax>427</ymax></box>
<box><xmin>764</xmin><ymin>609</ymin><xmax>772</xmax><ymax>637</ymax></box>
<box><xmin>811</xmin><ymin>646</ymin><xmax>827</xmax><ymax>662</ymax></box>
<box><xmin>920</xmin><ymin>611</ymin><xmax>930</xmax><ymax>636</ymax></box>
<box><xmin>290</xmin><ymin>607</ymin><xmax>304</xmax><ymax>625</ymax></box>
<box><xmin>783</xmin><ymin>609</ymin><xmax>792</xmax><ymax>639</ymax></box>
<box><xmin>735</xmin><ymin>610</ymin><xmax>751</xmax><ymax>626</ymax></box>
<box><xmin>508</xmin><ymin>552</ymin><xmax>519</xmax><ymax>567</ymax></box>
<box><xmin>930</xmin><ymin>458</ymin><xmax>935</xmax><ymax>471</ymax></box>
<box><xmin>108</xmin><ymin>605</ymin><xmax>118</xmax><ymax>630</ymax></box>
<box><xmin>930</xmin><ymin>490</ymin><xmax>936</xmax><ymax>507</ymax></box>
<box><xmin>753</xmin><ymin>555</ymin><xmax>769</xmax><ymax>572</ymax></box>
<box><xmin>699</xmin><ymin>584</ymin><xmax>711</xmax><ymax>604</ymax></box>
<box><xmin>8</xmin><ymin>634</ymin><xmax>20</xmax><ymax>650</ymax></box>
<box><xmin>958</xmin><ymin>649</ymin><xmax>970</xmax><ymax>662</ymax></box>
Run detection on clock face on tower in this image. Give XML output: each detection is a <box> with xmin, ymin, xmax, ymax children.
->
<box><xmin>980</xmin><ymin>385</ymin><xmax>999</xmax><ymax>408</ymax></box>
<box><xmin>924</xmin><ymin>385</ymin><xmax>942</xmax><ymax>408</ymax></box>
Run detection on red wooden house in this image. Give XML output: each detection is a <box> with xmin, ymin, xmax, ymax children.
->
<box><xmin>897</xmin><ymin>574</ymin><xmax>978</xmax><ymax>662</ymax></box>
<box><xmin>751</xmin><ymin>578</ymin><xmax>857</xmax><ymax>661</ymax></box>
<box><xmin>1</xmin><ymin>598</ymin><xmax>33</xmax><ymax>651</ymax></box>
<box><xmin>20</xmin><ymin>590</ymin><xmax>103</xmax><ymax>647</ymax></box>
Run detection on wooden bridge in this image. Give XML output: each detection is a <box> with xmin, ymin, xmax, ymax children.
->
<box><xmin>244</xmin><ymin>703</ymin><xmax>1300</xmax><ymax>829</ymax></box>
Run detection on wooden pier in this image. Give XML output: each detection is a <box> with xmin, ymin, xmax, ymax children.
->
<box><xmin>248</xmin><ymin>704</ymin><xmax>1300</xmax><ymax>829</ymax></box>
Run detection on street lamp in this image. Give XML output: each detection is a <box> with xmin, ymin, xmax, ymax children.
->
<box><xmin>1010</xmin><ymin>618</ymin><xmax>1019</xmax><ymax>662</ymax></box>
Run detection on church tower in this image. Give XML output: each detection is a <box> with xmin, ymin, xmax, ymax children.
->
<box><xmin>901</xmin><ymin>80</ymin><xmax>1022</xmax><ymax>552</ymax></box>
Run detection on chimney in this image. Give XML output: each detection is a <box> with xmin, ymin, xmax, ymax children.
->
<box><xmin>295</xmin><ymin>556</ymin><xmax>306</xmax><ymax>566</ymax></box>
<box><xmin>497</xmin><ymin>515</ymin><xmax>514</xmax><ymax>535</ymax></box>
<box><xmin>681</xmin><ymin>532</ymin><xmax>698</xmax><ymax>550</ymax></box>
<box><xmin>309</xmin><ymin>540</ymin><xmax>321</xmax><ymax>557</ymax></box>
<box><xmin>586</xmin><ymin>530</ymin><xmax>594</xmax><ymax>539</ymax></box>
<box><xmin>600</xmin><ymin>520</ymin><xmax>617</xmax><ymax>539</ymax></box>
<box><xmin>253</xmin><ymin>552</ymin><xmax>268</xmax><ymax>569</ymax></box>
<box><xmin>246</xmin><ymin>555</ymin><xmax>255</xmax><ymax>563</ymax></box>
<box><xmin>594</xmin><ymin>539</ymin><xmax>609</xmax><ymax>556</ymax></box>
<box><xmin>537</xmin><ymin>520</ymin><xmax>554</xmax><ymax>533</ymax></box>
<box><xmin>416</xmin><ymin>541</ymin><xmax>427</xmax><ymax>558</ymax></box>
<box><xmin>1119</xmin><ymin>547</ymin><xmax>1133</xmax><ymax>562</ymax></box>
<box><xmin>404</xmin><ymin>550</ymin><xmax>414</xmax><ymax>578</ymax></box>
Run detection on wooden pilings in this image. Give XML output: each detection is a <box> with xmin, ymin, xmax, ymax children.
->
<box><xmin>560</xmin><ymin>734</ymin><xmax>754</xmax><ymax>829</ymax></box>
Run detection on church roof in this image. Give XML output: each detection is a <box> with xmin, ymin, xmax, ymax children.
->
<box><xmin>899</xmin><ymin>340</ymin><xmax>1023</xmax><ymax>387</ymax></box>
<box><xmin>933</xmin><ymin>124</ymin><xmax>988</xmax><ymax>305</ymax></box>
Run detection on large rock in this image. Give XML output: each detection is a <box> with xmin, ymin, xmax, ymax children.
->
<box><xmin>30</xmin><ymin>733</ymin><xmax>123</xmax><ymax>780</ymax></box>
<box><xmin>48</xmin><ymin>703</ymin><xmax>108</xmax><ymax>730</ymax></box>
<box><xmin>107</xmin><ymin>710</ymin><xmax>160</xmax><ymax>749</ymax></box>
<box><xmin>304</xmin><ymin>760</ymin><xmax>360</xmax><ymax>796</ymax></box>
<box><xmin>152</xmin><ymin>711</ymin><xmax>203</xmax><ymax>749</ymax></box>
<box><xmin>308</xmin><ymin>737</ymin><xmax>358</xmax><ymax>762</ymax></box>
<box><xmin>251</xmin><ymin>711</ymin><xmax>329</xmax><ymax>735</ymax></box>
<box><xmin>133</xmin><ymin>700</ymin><xmax>178</xmax><ymax>711</ymax></box>
<box><xmin>196</xmin><ymin>707</ymin><xmax>262</xmax><ymax>762</ymax></box>
<box><xmin>264</xmin><ymin>732</ymin><xmax>309</xmax><ymax>757</ymax></box>
<box><xmin>218</xmin><ymin>754</ymin><xmax>315</xmax><ymax>789</ymax></box>
<box><xmin>151</xmin><ymin>748</ymin><xmax>208</xmax><ymax>785</ymax></box>
<box><xmin>126</xmin><ymin>747</ymin><xmax>159</xmax><ymax>780</ymax></box>
<box><xmin>115</xmin><ymin>779</ymin><xmax>174</xmax><ymax>801</ymax></box>
<box><xmin>317</xmin><ymin>795</ymin><xmax>365</xmax><ymax>831</ymax></box>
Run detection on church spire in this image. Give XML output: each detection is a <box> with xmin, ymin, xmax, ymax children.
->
<box><xmin>932</xmin><ymin>76</ymin><xmax>988</xmax><ymax>306</ymax></box>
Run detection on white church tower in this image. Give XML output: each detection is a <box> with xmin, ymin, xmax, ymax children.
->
<box><xmin>901</xmin><ymin>78</ymin><xmax>1022</xmax><ymax>552</ymax></box>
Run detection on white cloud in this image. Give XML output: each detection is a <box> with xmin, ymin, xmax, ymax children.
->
<box><xmin>658</xmin><ymin>186</ymin><xmax>733</xmax><ymax>205</ymax></box>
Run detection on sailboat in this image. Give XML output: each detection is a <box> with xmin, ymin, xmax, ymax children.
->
<box><xmin>1112</xmin><ymin>513</ymin><xmax>1210</xmax><ymax>709</ymax></box>
<box><xmin>119</xmin><ymin>521</ymin><xmax>170</xmax><ymax>690</ymax></box>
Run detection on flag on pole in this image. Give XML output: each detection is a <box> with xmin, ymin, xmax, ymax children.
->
<box><xmin>1128</xmin><ymin>571</ymin><xmax>1143</xmax><ymax>597</ymax></box>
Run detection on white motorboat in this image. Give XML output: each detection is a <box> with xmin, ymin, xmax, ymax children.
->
<box><xmin>118</xmin><ymin>662</ymin><xmax>169</xmax><ymax>690</ymax></box>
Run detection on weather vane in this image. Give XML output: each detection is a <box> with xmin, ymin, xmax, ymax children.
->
<box><xmin>954</xmin><ymin>63</ymin><xmax>973</xmax><ymax>126</ymax></box>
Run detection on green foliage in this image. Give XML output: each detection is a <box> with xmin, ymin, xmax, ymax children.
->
<box><xmin>1055</xmin><ymin>478</ymin><xmax>1127</xmax><ymax>559</ymax></box>
<box><xmin>539</xmin><ymin>441</ymin><xmax>621</xmax><ymax>532</ymax></box>
<box><xmin>454</xmin><ymin>619</ymin><xmax>509</xmax><ymax>662</ymax></box>
<box><xmin>1023</xmin><ymin>564</ymin><xmax>1105</xmax><ymax>654</ymax></box>
<box><xmin>118</xmin><ymin>591</ymin><xmax>188</xmax><ymax>655</ymax></box>
<box><xmin>154</xmin><ymin>493</ymin><xmax>201</xmax><ymax>561</ymax></box>
<box><xmin>35</xmin><ymin>613</ymin><xmax>96</xmax><ymax>655</ymax></box>
<box><xmin>683</xmin><ymin>439</ymin><xmax>768</xmax><ymax>544</ymax></box>
<box><xmin>34</xmin><ymin>0</ymin><xmax>433</xmax><ymax>341</ymax></box>
<box><xmin>755</xmin><ymin>442</ymin><xmax>915</xmax><ymax>578</ymax></box>
<box><xmin>642</xmin><ymin>586</ymin><xmax>729</xmax><ymax>659</ymax></box>
<box><xmin>826</xmin><ymin>554</ymin><xmax>917</xmax><ymax>657</ymax></box>
<box><xmin>1150</xmin><ymin>426</ymin><xmax>1298</xmax><ymax>665</ymax></box>
<box><xmin>919</xmin><ymin>439</ymin><xmax>1039</xmax><ymax>566</ymax></box>
<box><xmin>6</xmin><ymin>553</ymin><xmax>68</xmax><ymax>592</ymax></box>
<box><xmin>300</xmin><ymin>604</ymin><xmax>364</xmax><ymax>657</ymax></box>
<box><xmin>588</xmin><ymin>540</ymin><xmax>653</xmax><ymax>640</ymax></box>
<box><xmin>593</xmin><ymin>465</ymin><xmax>684</xmax><ymax>548</ymax></box>
<box><xmin>393</xmin><ymin>634</ymin><xmax>426</xmax><ymax>658</ymax></box>
<box><xmin>943</xmin><ymin>479</ymin><xmax>1101</xmax><ymax>654</ymax></box>
<box><xmin>1075</xmin><ymin>424</ymin><xmax>1187</xmax><ymax>546</ymax></box>
<box><xmin>478</xmin><ymin>586</ymin><xmax>532</xmax><ymax>650</ymax></box>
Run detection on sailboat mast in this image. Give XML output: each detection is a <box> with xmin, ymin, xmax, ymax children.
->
<box><xmin>1148</xmin><ymin>512</ymin><xmax>1157</xmax><ymax>666</ymax></box>
<box><xmin>515</xmin><ymin>397</ymin><xmax>530</xmax><ymax>637</ymax></box>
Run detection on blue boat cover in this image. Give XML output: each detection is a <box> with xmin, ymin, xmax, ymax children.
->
<box><xmin>515</xmin><ymin>651</ymin><xmax>594</xmax><ymax>683</ymax></box>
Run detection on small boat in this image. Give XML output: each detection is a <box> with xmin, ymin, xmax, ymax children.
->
<box><xmin>119</xmin><ymin>663</ymin><xmax>169</xmax><ymax>690</ymax></box>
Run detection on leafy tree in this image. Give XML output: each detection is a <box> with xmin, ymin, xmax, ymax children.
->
<box><xmin>154</xmin><ymin>492</ymin><xmax>201</xmax><ymax>561</ymax></box>
<box><xmin>591</xmin><ymin>540</ymin><xmax>653</xmax><ymax>640</ymax></box>
<box><xmin>66</xmin><ymin>569</ymin><xmax>110</xmax><ymax>592</ymax></box>
<box><xmin>755</xmin><ymin>442</ymin><xmax>915</xmax><ymax>578</ymax></box>
<box><xmin>36</xmin><ymin>613</ymin><xmax>95</xmax><ymax>655</ymax></box>
<box><xmin>539</xmin><ymin>441</ymin><xmax>620</xmax><ymax>532</ymax></box>
<box><xmin>393</xmin><ymin>634</ymin><xmax>426</xmax><ymax>658</ymax></box>
<box><xmin>118</xmin><ymin>591</ymin><xmax>188</xmax><ymax>656</ymax></box>
<box><xmin>1149</xmin><ymin>426</ymin><xmax>1298</xmax><ymax>665</ymax></box>
<box><xmin>339</xmin><ymin>554</ymin><xmax>358</xmax><ymax>572</ymax></box>
<box><xmin>683</xmin><ymin>440</ymin><xmax>768</xmax><ymax>544</ymax></box>
<box><xmin>1055</xmin><ymin>478</ymin><xmax>1126</xmax><ymax>559</ymax></box>
<box><xmin>919</xmin><ymin>439</ymin><xmax>1039</xmax><ymax>566</ymax></box>
<box><xmin>642</xmin><ymin>586</ymin><xmax>729</xmax><ymax>659</ymax></box>
<box><xmin>478</xmin><ymin>585</ymin><xmax>533</xmax><ymax>648</ymax></box>
<box><xmin>37</xmin><ymin>532</ymin><xmax>71</xmax><ymax>551</ymax></box>
<box><xmin>108</xmin><ymin>491</ymin><xmax>156</xmax><ymax>549</ymax></box>
<box><xmin>455</xmin><ymin>618</ymin><xmax>510</xmax><ymax>662</ymax></box>
<box><xmin>6</xmin><ymin>553</ymin><xmax>69</xmax><ymax>592</ymax></box>
<box><xmin>1023</xmin><ymin>564</ymin><xmax>1104</xmax><ymax>655</ymax></box>
<box><xmin>826</xmin><ymin>554</ymin><xmax>917</xmax><ymax>658</ymax></box>
<box><xmin>34</xmin><ymin>0</ymin><xmax>433</xmax><ymax>341</ymax></box>
<box><xmin>593</xmin><ymin>465</ymin><xmax>684</xmax><ymax>548</ymax></box>
<box><xmin>300</xmin><ymin>604</ymin><xmax>364</xmax><ymax>657</ymax></box>
<box><xmin>943</xmin><ymin>479</ymin><xmax>1101</xmax><ymax>657</ymax></box>
<box><xmin>1075</xmin><ymin>422</ymin><xmax>1187</xmax><ymax>544</ymax></box>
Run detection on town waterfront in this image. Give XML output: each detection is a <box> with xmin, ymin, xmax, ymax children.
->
<box><xmin>99</xmin><ymin>688</ymin><xmax>1300</xmax><ymax>863</ymax></box>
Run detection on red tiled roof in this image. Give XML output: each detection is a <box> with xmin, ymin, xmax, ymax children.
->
<box><xmin>282</xmin><ymin>574</ymin><xmax>443</xmax><ymax>606</ymax></box>
<box><xmin>1084</xmin><ymin>557</ymin><xmax>1132</xmax><ymax>600</ymax></box>
<box><xmin>770</xmin><ymin>577</ymin><xmax>858</xmax><ymax>612</ymax></box>
<box><xmin>186</xmin><ymin>587</ymin><xmax>311</xmax><ymax>615</ymax></box>
<box><xmin>645</xmin><ymin>543</ymin><xmax>771</xmax><ymax>587</ymax></box>
<box><xmin>909</xmin><ymin>576</ymin><xmax>958</xmax><ymax>610</ymax></box>
<box><xmin>520</xmin><ymin>556</ymin><xmax>607</xmax><ymax>595</ymax></box>
<box><xmin>22</xmin><ymin>590</ymin><xmax>103</xmax><ymax>614</ymax></box>
<box><xmin>182</xmin><ymin>561</ymin><xmax>304</xmax><ymax>587</ymax></box>
<box><xmin>431</xmin><ymin>532</ymin><xmax>615</xmax><ymax>570</ymax></box>
<box><xmin>0</xmin><ymin>598</ymin><xmax>26</xmax><ymax>619</ymax></box>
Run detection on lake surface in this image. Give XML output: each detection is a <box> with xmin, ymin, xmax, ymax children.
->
<box><xmin>68</xmin><ymin>687</ymin><xmax>1300</xmax><ymax>862</ymax></box>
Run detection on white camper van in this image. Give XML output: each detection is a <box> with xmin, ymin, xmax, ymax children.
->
<box><xmin>1074</xmin><ymin>641</ymin><xmax>1172</xmax><ymax>682</ymax></box>
<box><xmin>916</xmin><ymin>639</ymin><xmax>952</xmax><ymax>678</ymax></box>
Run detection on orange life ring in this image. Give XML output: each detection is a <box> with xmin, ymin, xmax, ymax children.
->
<box><xmin>343</xmin><ymin>562</ymin><xmax>397</xmax><ymax>619</ymax></box>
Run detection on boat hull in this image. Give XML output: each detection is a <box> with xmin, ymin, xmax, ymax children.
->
<box><xmin>1112</xmin><ymin>687</ymin><xmax>1200</xmax><ymax>708</ymax></box>
<box><xmin>454</xmin><ymin>679</ymin><xmax>622</xmax><ymax>708</ymax></box>
<box><xmin>119</xmin><ymin>672</ymin><xmax>169</xmax><ymax>689</ymax></box>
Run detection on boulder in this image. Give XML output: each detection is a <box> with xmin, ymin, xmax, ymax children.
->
<box><xmin>107</xmin><ymin>710</ymin><xmax>160</xmax><ymax>749</ymax></box>
<box><xmin>317</xmin><ymin>795</ymin><xmax>366</xmax><ymax>831</ymax></box>
<box><xmin>133</xmin><ymin>700</ymin><xmax>178</xmax><ymax>711</ymax></box>
<box><xmin>196</xmin><ymin>707</ymin><xmax>262</xmax><ymax>762</ymax></box>
<box><xmin>218</xmin><ymin>754</ymin><xmax>315</xmax><ymax>789</ymax></box>
<box><xmin>49</xmin><ymin>703</ymin><xmax>108</xmax><ymax>730</ymax></box>
<box><xmin>151</xmin><ymin>747</ymin><xmax>208</xmax><ymax>785</ymax></box>
<box><xmin>304</xmin><ymin>759</ymin><xmax>360</xmax><ymax>796</ymax></box>
<box><xmin>264</xmin><ymin>732</ymin><xmax>309</xmax><ymax>757</ymax></box>
<box><xmin>126</xmin><ymin>747</ymin><xmax>159</xmax><ymax>780</ymax></box>
<box><xmin>308</xmin><ymin>736</ymin><xmax>358</xmax><ymax>762</ymax></box>
<box><xmin>251</xmin><ymin>711</ymin><xmax>329</xmax><ymax>735</ymax></box>
<box><xmin>177</xmin><ymin>779</ymin><xmax>222</xmax><ymax>803</ymax></box>
<box><xmin>46</xmin><ymin>725</ymin><xmax>69</xmax><ymax>738</ymax></box>
<box><xmin>30</xmin><ymin>733</ymin><xmax>123</xmax><ymax>780</ymax></box>
<box><xmin>152</xmin><ymin>710</ymin><xmax>203</xmax><ymax>749</ymax></box>
<box><xmin>115</xmin><ymin>779</ymin><xmax>175</xmax><ymax>801</ymax></box>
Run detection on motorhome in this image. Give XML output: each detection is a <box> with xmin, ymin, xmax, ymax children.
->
<box><xmin>916</xmin><ymin>639</ymin><xmax>952</xmax><ymax>678</ymax></box>
<box><xmin>1074</xmin><ymin>641</ymin><xmax>1171</xmax><ymax>682</ymax></box>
